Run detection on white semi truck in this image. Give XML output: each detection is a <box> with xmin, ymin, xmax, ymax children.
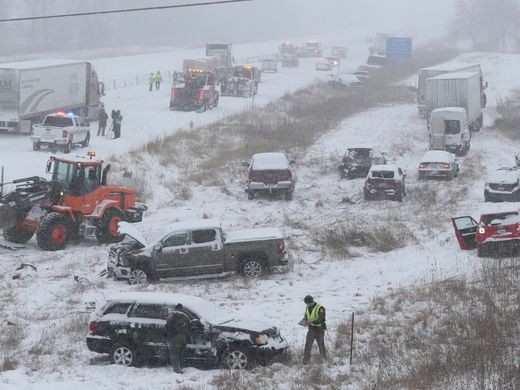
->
<box><xmin>0</xmin><ymin>59</ymin><xmax>100</xmax><ymax>133</ymax></box>
<box><xmin>426</xmin><ymin>72</ymin><xmax>483</xmax><ymax>133</ymax></box>
<box><xmin>417</xmin><ymin>63</ymin><xmax>486</xmax><ymax>116</ymax></box>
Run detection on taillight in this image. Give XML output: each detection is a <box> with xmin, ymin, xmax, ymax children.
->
<box><xmin>393</xmin><ymin>180</ymin><xmax>401</xmax><ymax>187</ymax></box>
<box><xmin>249</xmin><ymin>171</ymin><xmax>257</xmax><ymax>181</ymax></box>
<box><xmin>419</xmin><ymin>163</ymin><xmax>426</xmax><ymax>169</ymax></box>
<box><xmin>277</xmin><ymin>241</ymin><xmax>284</xmax><ymax>254</ymax></box>
<box><xmin>443</xmin><ymin>163</ymin><xmax>450</xmax><ymax>169</ymax></box>
<box><xmin>285</xmin><ymin>170</ymin><xmax>292</xmax><ymax>180</ymax></box>
<box><xmin>478</xmin><ymin>227</ymin><xmax>485</xmax><ymax>235</ymax></box>
<box><xmin>62</xmin><ymin>130</ymin><xmax>68</xmax><ymax>138</ymax></box>
<box><xmin>198</xmin><ymin>90</ymin><xmax>204</xmax><ymax>101</ymax></box>
<box><xmin>89</xmin><ymin>321</ymin><xmax>97</xmax><ymax>332</ymax></box>
<box><xmin>31</xmin><ymin>127</ymin><xmax>35</xmax><ymax>135</ymax></box>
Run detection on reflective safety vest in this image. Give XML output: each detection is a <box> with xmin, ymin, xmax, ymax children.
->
<box><xmin>305</xmin><ymin>304</ymin><xmax>323</xmax><ymax>328</ymax></box>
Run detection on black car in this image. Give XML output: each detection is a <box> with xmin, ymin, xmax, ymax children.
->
<box><xmin>339</xmin><ymin>147</ymin><xmax>386</xmax><ymax>179</ymax></box>
<box><xmin>86</xmin><ymin>292</ymin><xmax>288</xmax><ymax>369</ymax></box>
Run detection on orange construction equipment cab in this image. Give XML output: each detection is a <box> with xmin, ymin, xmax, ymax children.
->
<box><xmin>0</xmin><ymin>152</ymin><xmax>147</xmax><ymax>251</ymax></box>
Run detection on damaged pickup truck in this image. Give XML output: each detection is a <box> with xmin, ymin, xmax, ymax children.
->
<box><xmin>108</xmin><ymin>220</ymin><xmax>289</xmax><ymax>284</ymax></box>
<box><xmin>86</xmin><ymin>292</ymin><xmax>288</xmax><ymax>368</ymax></box>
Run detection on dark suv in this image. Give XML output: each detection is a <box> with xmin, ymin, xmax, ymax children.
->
<box><xmin>87</xmin><ymin>292</ymin><xmax>288</xmax><ymax>369</ymax></box>
<box><xmin>244</xmin><ymin>152</ymin><xmax>296</xmax><ymax>200</ymax></box>
<box><xmin>338</xmin><ymin>147</ymin><xmax>386</xmax><ymax>179</ymax></box>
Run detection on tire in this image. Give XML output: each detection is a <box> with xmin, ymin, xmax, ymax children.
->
<box><xmin>32</xmin><ymin>142</ymin><xmax>40</xmax><ymax>151</ymax></box>
<box><xmin>128</xmin><ymin>268</ymin><xmax>148</xmax><ymax>285</ymax></box>
<box><xmin>95</xmin><ymin>207</ymin><xmax>126</xmax><ymax>244</ymax></box>
<box><xmin>447</xmin><ymin>171</ymin><xmax>454</xmax><ymax>181</ymax></box>
<box><xmin>285</xmin><ymin>191</ymin><xmax>293</xmax><ymax>201</ymax></box>
<box><xmin>221</xmin><ymin>347</ymin><xmax>252</xmax><ymax>370</ymax></box>
<box><xmin>63</xmin><ymin>140</ymin><xmax>72</xmax><ymax>154</ymax></box>
<box><xmin>395</xmin><ymin>190</ymin><xmax>404</xmax><ymax>203</ymax></box>
<box><xmin>3</xmin><ymin>224</ymin><xmax>34</xmax><ymax>244</ymax></box>
<box><xmin>241</xmin><ymin>258</ymin><xmax>264</xmax><ymax>278</ymax></box>
<box><xmin>36</xmin><ymin>212</ymin><xmax>73</xmax><ymax>251</ymax></box>
<box><xmin>477</xmin><ymin>245</ymin><xmax>486</xmax><ymax>257</ymax></box>
<box><xmin>247</xmin><ymin>191</ymin><xmax>255</xmax><ymax>200</ymax></box>
<box><xmin>111</xmin><ymin>343</ymin><xmax>137</xmax><ymax>367</ymax></box>
<box><xmin>82</xmin><ymin>132</ymin><xmax>90</xmax><ymax>147</ymax></box>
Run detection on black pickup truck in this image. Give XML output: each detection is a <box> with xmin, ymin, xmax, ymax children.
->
<box><xmin>108</xmin><ymin>220</ymin><xmax>289</xmax><ymax>284</ymax></box>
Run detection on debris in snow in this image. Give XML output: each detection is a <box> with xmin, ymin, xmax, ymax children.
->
<box><xmin>12</xmin><ymin>262</ymin><xmax>37</xmax><ymax>280</ymax></box>
<box><xmin>74</xmin><ymin>275</ymin><xmax>93</xmax><ymax>286</ymax></box>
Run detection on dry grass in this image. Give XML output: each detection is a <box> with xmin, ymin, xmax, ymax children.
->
<box><xmin>494</xmin><ymin>89</ymin><xmax>520</xmax><ymax>138</ymax></box>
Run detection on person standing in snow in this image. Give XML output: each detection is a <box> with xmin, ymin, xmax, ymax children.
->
<box><xmin>148</xmin><ymin>72</ymin><xmax>155</xmax><ymax>92</ymax></box>
<box><xmin>166</xmin><ymin>304</ymin><xmax>191</xmax><ymax>374</ymax></box>
<box><xmin>155</xmin><ymin>71</ymin><xmax>163</xmax><ymax>90</ymax></box>
<box><xmin>113</xmin><ymin>110</ymin><xmax>122</xmax><ymax>139</ymax></box>
<box><xmin>300</xmin><ymin>295</ymin><xmax>327</xmax><ymax>364</ymax></box>
<box><xmin>97</xmin><ymin>108</ymin><xmax>108</xmax><ymax>136</ymax></box>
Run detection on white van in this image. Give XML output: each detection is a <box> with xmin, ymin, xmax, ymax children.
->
<box><xmin>429</xmin><ymin>107</ymin><xmax>471</xmax><ymax>156</ymax></box>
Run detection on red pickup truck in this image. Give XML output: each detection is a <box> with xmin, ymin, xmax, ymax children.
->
<box><xmin>452</xmin><ymin>207</ymin><xmax>520</xmax><ymax>257</ymax></box>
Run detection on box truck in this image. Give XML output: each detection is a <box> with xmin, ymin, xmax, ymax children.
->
<box><xmin>0</xmin><ymin>59</ymin><xmax>100</xmax><ymax>133</ymax></box>
<box><xmin>418</xmin><ymin>63</ymin><xmax>486</xmax><ymax>116</ymax></box>
<box><xmin>426</xmin><ymin>72</ymin><xmax>483</xmax><ymax>132</ymax></box>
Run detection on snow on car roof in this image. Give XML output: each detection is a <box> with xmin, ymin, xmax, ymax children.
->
<box><xmin>104</xmin><ymin>292</ymin><xmax>224</xmax><ymax>323</ymax></box>
<box><xmin>420</xmin><ymin>150</ymin><xmax>454</xmax><ymax>163</ymax></box>
<box><xmin>421</xmin><ymin>63</ymin><xmax>481</xmax><ymax>72</ymax></box>
<box><xmin>429</xmin><ymin>71</ymin><xmax>480</xmax><ymax>80</ymax></box>
<box><xmin>0</xmin><ymin>59</ymin><xmax>84</xmax><ymax>70</ymax></box>
<box><xmin>370</xmin><ymin>164</ymin><xmax>399</xmax><ymax>172</ymax></box>
<box><xmin>480</xmin><ymin>203</ymin><xmax>519</xmax><ymax>216</ymax></box>
<box><xmin>488</xmin><ymin>168</ymin><xmax>520</xmax><ymax>184</ymax></box>
<box><xmin>340</xmin><ymin>74</ymin><xmax>361</xmax><ymax>83</ymax></box>
<box><xmin>224</xmin><ymin>228</ymin><xmax>284</xmax><ymax>244</ymax></box>
<box><xmin>251</xmin><ymin>153</ymin><xmax>289</xmax><ymax>170</ymax></box>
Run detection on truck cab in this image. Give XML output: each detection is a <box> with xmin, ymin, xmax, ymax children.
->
<box><xmin>429</xmin><ymin>108</ymin><xmax>471</xmax><ymax>156</ymax></box>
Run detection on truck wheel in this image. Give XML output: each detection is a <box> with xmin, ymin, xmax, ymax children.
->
<box><xmin>395</xmin><ymin>190</ymin><xmax>404</xmax><ymax>202</ymax></box>
<box><xmin>241</xmin><ymin>258</ymin><xmax>264</xmax><ymax>278</ymax></box>
<box><xmin>247</xmin><ymin>191</ymin><xmax>255</xmax><ymax>200</ymax></box>
<box><xmin>36</xmin><ymin>212</ymin><xmax>73</xmax><ymax>251</ymax></box>
<box><xmin>82</xmin><ymin>132</ymin><xmax>90</xmax><ymax>147</ymax></box>
<box><xmin>32</xmin><ymin>142</ymin><xmax>41</xmax><ymax>151</ymax></box>
<box><xmin>128</xmin><ymin>268</ymin><xmax>148</xmax><ymax>285</ymax></box>
<box><xmin>95</xmin><ymin>207</ymin><xmax>126</xmax><ymax>244</ymax></box>
<box><xmin>221</xmin><ymin>347</ymin><xmax>252</xmax><ymax>369</ymax></box>
<box><xmin>3</xmin><ymin>224</ymin><xmax>34</xmax><ymax>244</ymax></box>
<box><xmin>285</xmin><ymin>191</ymin><xmax>293</xmax><ymax>201</ymax></box>
<box><xmin>63</xmin><ymin>140</ymin><xmax>72</xmax><ymax>154</ymax></box>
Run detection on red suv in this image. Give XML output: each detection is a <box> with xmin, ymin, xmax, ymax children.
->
<box><xmin>452</xmin><ymin>208</ymin><xmax>520</xmax><ymax>256</ymax></box>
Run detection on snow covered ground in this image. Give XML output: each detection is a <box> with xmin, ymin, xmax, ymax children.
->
<box><xmin>2</xmin><ymin>26</ymin><xmax>520</xmax><ymax>390</ymax></box>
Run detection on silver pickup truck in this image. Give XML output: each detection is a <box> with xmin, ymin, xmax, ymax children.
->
<box><xmin>31</xmin><ymin>113</ymin><xmax>90</xmax><ymax>153</ymax></box>
<box><xmin>108</xmin><ymin>220</ymin><xmax>289</xmax><ymax>284</ymax></box>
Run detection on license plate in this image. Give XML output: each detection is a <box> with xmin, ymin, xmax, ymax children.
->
<box><xmin>497</xmin><ymin>186</ymin><xmax>505</xmax><ymax>191</ymax></box>
<box><xmin>497</xmin><ymin>229</ymin><xmax>506</xmax><ymax>234</ymax></box>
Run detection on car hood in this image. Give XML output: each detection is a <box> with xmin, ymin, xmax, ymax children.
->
<box><xmin>212</xmin><ymin>317</ymin><xmax>277</xmax><ymax>334</ymax></box>
<box><xmin>118</xmin><ymin>222</ymin><xmax>147</xmax><ymax>246</ymax></box>
<box><xmin>489</xmin><ymin>169</ymin><xmax>519</xmax><ymax>184</ymax></box>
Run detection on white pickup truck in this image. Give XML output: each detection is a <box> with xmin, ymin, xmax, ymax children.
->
<box><xmin>31</xmin><ymin>113</ymin><xmax>91</xmax><ymax>153</ymax></box>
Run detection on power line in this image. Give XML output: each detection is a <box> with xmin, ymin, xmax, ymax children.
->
<box><xmin>0</xmin><ymin>0</ymin><xmax>253</xmax><ymax>23</ymax></box>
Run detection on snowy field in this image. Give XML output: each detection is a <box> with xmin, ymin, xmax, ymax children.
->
<box><xmin>2</xmin><ymin>11</ymin><xmax>520</xmax><ymax>389</ymax></box>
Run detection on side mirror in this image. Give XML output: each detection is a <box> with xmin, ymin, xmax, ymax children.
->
<box><xmin>402</xmin><ymin>172</ymin><xmax>407</xmax><ymax>179</ymax></box>
<box><xmin>289</xmin><ymin>159</ymin><xmax>296</xmax><ymax>165</ymax></box>
<box><xmin>46</xmin><ymin>160</ymin><xmax>53</xmax><ymax>174</ymax></box>
<box><xmin>153</xmin><ymin>243</ymin><xmax>162</xmax><ymax>253</ymax></box>
<box><xmin>241</xmin><ymin>160</ymin><xmax>250</xmax><ymax>167</ymax></box>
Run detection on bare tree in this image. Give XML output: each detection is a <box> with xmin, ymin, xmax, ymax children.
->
<box><xmin>451</xmin><ymin>0</ymin><xmax>520</xmax><ymax>51</ymax></box>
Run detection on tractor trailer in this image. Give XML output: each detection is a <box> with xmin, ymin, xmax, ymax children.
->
<box><xmin>426</xmin><ymin>72</ymin><xmax>483</xmax><ymax>132</ymax></box>
<box><xmin>418</xmin><ymin>63</ymin><xmax>486</xmax><ymax>116</ymax></box>
<box><xmin>0</xmin><ymin>59</ymin><xmax>101</xmax><ymax>134</ymax></box>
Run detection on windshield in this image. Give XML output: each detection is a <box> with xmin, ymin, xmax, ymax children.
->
<box><xmin>445</xmin><ymin>120</ymin><xmax>461</xmax><ymax>134</ymax></box>
<box><xmin>43</xmin><ymin>116</ymin><xmax>74</xmax><ymax>127</ymax></box>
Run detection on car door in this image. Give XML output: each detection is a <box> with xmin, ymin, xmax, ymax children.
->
<box><xmin>177</xmin><ymin>308</ymin><xmax>216</xmax><ymax>364</ymax></box>
<box><xmin>183</xmin><ymin>229</ymin><xmax>225</xmax><ymax>275</ymax></box>
<box><xmin>126</xmin><ymin>304</ymin><xmax>169</xmax><ymax>358</ymax></box>
<box><xmin>452</xmin><ymin>216</ymin><xmax>478</xmax><ymax>249</ymax></box>
<box><xmin>154</xmin><ymin>231</ymin><xmax>192</xmax><ymax>277</ymax></box>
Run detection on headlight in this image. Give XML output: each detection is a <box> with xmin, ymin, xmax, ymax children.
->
<box><xmin>254</xmin><ymin>335</ymin><xmax>268</xmax><ymax>346</ymax></box>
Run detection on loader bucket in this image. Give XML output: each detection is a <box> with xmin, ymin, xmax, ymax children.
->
<box><xmin>0</xmin><ymin>203</ymin><xmax>17</xmax><ymax>231</ymax></box>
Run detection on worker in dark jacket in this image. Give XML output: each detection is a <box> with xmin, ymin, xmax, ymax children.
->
<box><xmin>166</xmin><ymin>303</ymin><xmax>191</xmax><ymax>373</ymax></box>
<box><xmin>113</xmin><ymin>110</ymin><xmax>122</xmax><ymax>139</ymax></box>
<box><xmin>300</xmin><ymin>295</ymin><xmax>327</xmax><ymax>364</ymax></box>
<box><xmin>97</xmin><ymin>108</ymin><xmax>108</xmax><ymax>136</ymax></box>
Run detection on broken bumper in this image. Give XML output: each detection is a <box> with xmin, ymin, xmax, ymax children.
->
<box><xmin>107</xmin><ymin>258</ymin><xmax>131</xmax><ymax>280</ymax></box>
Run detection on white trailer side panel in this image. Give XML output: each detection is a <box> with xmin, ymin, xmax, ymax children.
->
<box><xmin>0</xmin><ymin>69</ymin><xmax>20</xmax><ymax>121</ymax></box>
<box><xmin>18</xmin><ymin>63</ymin><xmax>87</xmax><ymax>119</ymax></box>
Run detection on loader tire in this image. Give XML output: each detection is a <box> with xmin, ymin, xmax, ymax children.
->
<box><xmin>36</xmin><ymin>212</ymin><xmax>73</xmax><ymax>251</ymax></box>
<box><xmin>3</xmin><ymin>225</ymin><xmax>34</xmax><ymax>244</ymax></box>
<box><xmin>32</xmin><ymin>142</ymin><xmax>41</xmax><ymax>151</ymax></box>
<box><xmin>95</xmin><ymin>207</ymin><xmax>126</xmax><ymax>244</ymax></box>
<box><xmin>63</xmin><ymin>140</ymin><xmax>72</xmax><ymax>154</ymax></box>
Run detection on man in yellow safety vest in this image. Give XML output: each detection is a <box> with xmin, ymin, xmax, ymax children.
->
<box><xmin>300</xmin><ymin>295</ymin><xmax>327</xmax><ymax>364</ymax></box>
